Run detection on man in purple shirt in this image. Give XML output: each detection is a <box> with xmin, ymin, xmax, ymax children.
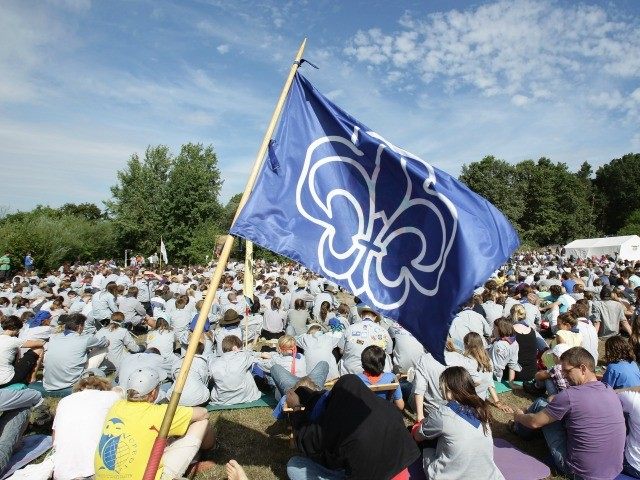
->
<box><xmin>513</xmin><ymin>347</ymin><xmax>625</xmax><ymax>480</ymax></box>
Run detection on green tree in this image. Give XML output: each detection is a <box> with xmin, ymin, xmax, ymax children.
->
<box><xmin>105</xmin><ymin>146</ymin><xmax>172</xmax><ymax>254</ymax></box>
<box><xmin>618</xmin><ymin>209</ymin><xmax>640</xmax><ymax>236</ymax></box>
<box><xmin>222</xmin><ymin>193</ymin><xmax>242</xmax><ymax>229</ymax></box>
<box><xmin>594</xmin><ymin>153</ymin><xmax>640</xmax><ymax>233</ymax></box>
<box><xmin>59</xmin><ymin>203</ymin><xmax>104</xmax><ymax>221</ymax></box>
<box><xmin>164</xmin><ymin>143</ymin><xmax>223</xmax><ymax>260</ymax></box>
<box><xmin>459</xmin><ymin>156</ymin><xmax>525</xmax><ymax>229</ymax></box>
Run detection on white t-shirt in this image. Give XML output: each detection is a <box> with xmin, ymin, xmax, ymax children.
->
<box><xmin>0</xmin><ymin>335</ymin><xmax>25</xmax><ymax>384</ymax></box>
<box><xmin>53</xmin><ymin>389</ymin><xmax>122</xmax><ymax>480</ymax></box>
<box><xmin>620</xmin><ymin>391</ymin><xmax>640</xmax><ymax>472</ymax></box>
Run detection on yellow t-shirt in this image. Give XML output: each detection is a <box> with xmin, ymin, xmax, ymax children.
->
<box><xmin>94</xmin><ymin>400</ymin><xmax>193</xmax><ymax>480</ymax></box>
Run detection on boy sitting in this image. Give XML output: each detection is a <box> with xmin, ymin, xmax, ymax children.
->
<box><xmin>357</xmin><ymin>345</ymin><xmax>404</xmax><ymax>410</ymax></box>
<box><xmin>208</xmin><ymin>335</ymin><xmax>261</xmax><ymax>405</ymax></box>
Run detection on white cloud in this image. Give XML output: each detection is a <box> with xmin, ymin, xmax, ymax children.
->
<box><xmin>511</xmin><ymin>94</ymin><xmax>530</xmax><ymax>107</ymax></box>
<box><xmin>45</xmin><ymin>0</ymin><xmax>91</xmax><ymax>12</ymax></box>
<box><xmin>344</xmin><ymin>0</ymin><xmax>640</xmax><ymax>111</ymax></box>
<box><xmin>217</xmin><ymin>44</ymin><xmax>230</xmax><ymax>54</ymax></box>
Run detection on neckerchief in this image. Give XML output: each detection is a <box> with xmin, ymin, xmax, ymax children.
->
<box><xmin>501</xmin><ymin>336</ymin><xmax>516</xmax><ymax>344</ymax></box>
<box><xmin>363</xmin><ymin>371</ymin><xmax>383</xmax><ymax>384</ymax></box>
<box><xmin>447</xmin><ymin>400</ymin><xmax>481</xmax><ymax>428</ymax></box>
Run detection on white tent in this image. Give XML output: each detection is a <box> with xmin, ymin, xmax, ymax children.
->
<box><xmin>564</xmin><ymin>235</ymin><xmax>640</xmax><ymax>261</ymax></box>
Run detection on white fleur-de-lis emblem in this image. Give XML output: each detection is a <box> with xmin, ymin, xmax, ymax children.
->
<box><xmin>295</xmin><ymin>127</ymin><xmax>458</xmax><ymax>310</ymax></box>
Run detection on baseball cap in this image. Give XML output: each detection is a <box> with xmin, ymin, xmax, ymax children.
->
<box><xmin>126</xmin><ymin>368</ymin><xmax>161</xmax><ymax>396</ymax></box>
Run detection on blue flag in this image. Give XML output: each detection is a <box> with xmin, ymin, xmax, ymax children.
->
<box><xmin>231</xmin><ymin>73</ymin><xmax>520</xmax><ymax>361</ymax></box>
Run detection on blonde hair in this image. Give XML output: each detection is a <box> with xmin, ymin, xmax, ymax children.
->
<box><xmin>509</xmin><ymin>304</ymin><xmax>526</xmax><ymax>323</ymax></box>
<box><xmin>278</xmin><ymin>335</ymin><xmax>296</xmax><ymax>354</ymax></box>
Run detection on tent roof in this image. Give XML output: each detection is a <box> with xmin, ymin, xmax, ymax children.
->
<box><xmin>564</xmin><ymin>235</ymin><xmax>640</xmax><ymax>249</ymax></box>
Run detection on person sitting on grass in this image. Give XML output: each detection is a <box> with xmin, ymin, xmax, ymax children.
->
<box><xmin>533</xmin><ymin>343</ymin><xmax>570</xmax><ymax>396</ymax></box>
<box><xmin>95</xmin><ymin>311</ymin><xmax>143</xmax><ymax>375</ymax></box>
<box><xmin>168</xmin><ymin>334</ymin><xmax>210</xmax><ymax>407</ymax></box>
<box><xmin>287</xmin><ymin>374</ymin><xmax>419</xmax><ymax>480</ymax></box>
<box><xmin>43</xmin><ymin>313</ymin><xmax>109</xmax><ymax>392</ymax></box>
<box><xmin>295</xmin><ymin>324</ymin><xmax>341</xmax><ymax>381</ymax></box>
<box><xmin>208</xmin><ymin>335</ymin><xmax>261</xmax><ymax>406</ymax></box>
<box><xmin>512</xmin><ymin>346</ymin><xmax>625</xmax><ymax>479</ymax></box>
<box><xmin>412</xmin><ymin>366</ymin><xmax>504</xmax><ymax>480</ymax></box>
<box><xmin>602</xmin><ymin>335</ymin><xmax>640</xmax><ymax>389</ymax></box>
<box><xmin>94</xmin><ymin>367</ymin><xmax>215</xmax><ymax>480</ymax></box>
<box><xmin>0</xmin><ymin>315</ymin><xmax>45</xmax><ymax>387</ymax></box>
<box><xmin>258</xmin><ymin>335</ymin><xmax>307</xmax><ymax>392</ymax></box>
<box><xmin>462</xmin><ymin>332</ymin><xmax>512</xmax><ymax>413</ymax></box>
<box><xmin>0</xmin><ymin>388</ymin><xmax>43</xmax><ymax>476</ymax></box>
<box><xmin>52</xmin><ymin>374</ymin><xmax>124</xmax><ymax>480</ymax></box>
<box><xmin>356</xmin><ymin>345</ymin><xmax>404</xmax><ymax>411</ymax></box>
<box><xmin>488</xmin><ymin>318</ymin><xmax>521</xmax><ymax>383</ymax></box>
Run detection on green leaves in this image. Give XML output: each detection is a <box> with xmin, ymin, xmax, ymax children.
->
<box><xmin>106</xmin><ymin>143</ymin><xmax>224</xmax><ymax>264</ymax></box>
<box><xmin>460</xmin><ymin>156</ymin><xmax>599</xmax><ymax>246</ymax></box>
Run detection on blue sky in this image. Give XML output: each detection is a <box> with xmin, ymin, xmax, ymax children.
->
<box><xmin>1</xmin><ymin>0</ymin><xmax>639</xmax><ymax>211</ymax></box>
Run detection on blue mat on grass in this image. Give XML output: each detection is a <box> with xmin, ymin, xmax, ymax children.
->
<box><xmin>27</xmin><ymin>382</ymin><xmax>73</xmax><ymax>398</ymax></box>
<box><xmin>0</xmin><ymin>434</ymin><xmax>52</xmax><ymax>480</ymax></box>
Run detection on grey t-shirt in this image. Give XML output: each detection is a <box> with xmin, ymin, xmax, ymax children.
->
<box><xmin>43</xmin><ymin>331</ymin><xmax>109</xmax><ymax>390</ymax></box>
<box><xmin>418</xmin><ymin>403</ymin><xmax>504</xmax><ymax>480</ymax></box>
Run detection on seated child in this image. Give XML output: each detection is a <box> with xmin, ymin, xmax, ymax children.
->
<box><xmin>602</xmin><ymin>336</ymin><xmax>640</xmax><ymax>389</ymax></box>
<box><xmin>258</xmin><ymin>336</ymin><xmax>307</xmax><ymax>394</ymax></box>
<box><xmin>555</xmin><ymin>312</ymin><xmax>583</xmax><ymax>347</ymax></box>
<box><xmin>214</xmin><ymin>309</ymin><xmax>245</xmax><ymax>356</ymax></box>
<box><xmin>208</xmin><ymin>335</ymin><xmax>261</xmax><ymax>405</ymax></box>
<box><xmin>295</xmin><ymin>324</ymin><xmax>340</xmax><ymax>380</ymax></box>
<box><xmin>533</xmin><ymin>343</ymin><xmax>570</xmax><ymax>395</ymax></box>
<box><xmin>488</xmin><ymin>318</ymin><xmax>521</xmax><ymax>383</ymax></box>
<box><xmin>95</xmin><ymin>311</ymin><xmax>143</xmax><ymax>374</ymax></box>
<box><xmin>169</xmin><ymin>335</ymin><xmax>210</xmax><ymax>407</ymax></box>
<box><xmin>356</xmin><ymin>345</ymin><xmax>404</xmax><ymax>410</ymax></box>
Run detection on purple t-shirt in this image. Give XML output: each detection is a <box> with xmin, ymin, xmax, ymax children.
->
<box><xmin>545</xmin><ymin>381</ymin><xmax>625</xmax><ymax>480</ymax></box>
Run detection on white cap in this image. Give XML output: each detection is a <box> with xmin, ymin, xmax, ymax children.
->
<box><xmin>126</xmin><ymin>368</ymin><xmax>161</xmax><ymax>396</ymax></box>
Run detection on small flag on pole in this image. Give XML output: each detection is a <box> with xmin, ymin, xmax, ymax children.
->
<box><xmin>244</xmin><ymin>241</ymin><xmax>254</xmax><ymax>300</ymax></box>
<box><xmin>160</xmin><ymin>238</ymin><xmax>168</xmax><ymax>264</ymax></box>
<box><xmin>231</xmin><ymin>73</ymin><xmax>519</xmax><ymax>361</ymax></box>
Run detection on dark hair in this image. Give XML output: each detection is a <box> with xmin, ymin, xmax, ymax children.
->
<box><xmin>605</xmin><ymin>335</ymin><xmax>636</xmax><ymax>364</ymax></box>
<box><xmin>294</xmin><ymin>298</ymin><xmax>305</xmax><ymax>310</ymax></box>
<box><xmin>127</xmin><ymin>286</ymin><xmax>139</xmax><ymax>297</ymax></box>
<box><xmin>549</xmin><ymin>285</ymin><xmax>562</xmax><ymax>297</ymax></box>
<box><xmin>64</xmin><ymin>313</ymin><xmax>87</xmax><ymax>331</ymax></box>
<box><xmin>560</xmin><ymin>346</ymin><xmax>595</xmax><ymax>373</ymax></box>
<box><xmin>439</xmin><ymin>366</ymin><xmax>492</xmax><ymax>434</ymax></box>
<box><xmin>271</xmin><ymin>296</ymin><xmax>282</xmax><ymax>310</ymax></box>
<box><xmin>320</xmin><ymin>301</ymin><xmax>330</xmax><ymax>321</ymax></box>
<box><xmin>1</xmin><ymin>315</ymin><xmax>22</xmax><ymax>331</ymax></box>
<box><xmin>600</xmin><ymin>286</ymin><xmax>612</xmax><ymax>300</ymax></box>
<box><xmin>361</xmin><ymin>345</ymin><xmax>386</xmax><ymax>376</ymax></box>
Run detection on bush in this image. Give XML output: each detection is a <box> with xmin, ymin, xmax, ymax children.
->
<box><xmin>0</xmin><ymin>212</ymin><xmax>118</xmax><ymax>272</ymax></box>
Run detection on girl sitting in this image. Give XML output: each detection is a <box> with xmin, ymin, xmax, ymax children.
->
<box><xmin>488</xmin><ymin>318</ymin><xmax>521</xmax><ymax>383</ymax></box>
<box><xmin>602</xmin><ymin>336</ymin><xmax>640</xmax><ymax>389</ymax></box>
<box><xmin>413</xmin><ymin>366</ymin><xmax>504</xmax><ymax>479</ymax></box>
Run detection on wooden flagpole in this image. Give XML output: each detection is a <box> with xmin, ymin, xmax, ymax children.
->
<box><xmin>142</xmin><ymin>38</ymin><xmax>307</xmax><ymax>480</ymax></box>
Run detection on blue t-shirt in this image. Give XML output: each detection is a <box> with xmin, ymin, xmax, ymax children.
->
<box><xmin>356</xmin><ymin>372</ymin><xmax>402</xmax><ymax>401</ymax></box>
<box><xmin>562</xmin><ymin>279</ymin><xmax>576</xmax><ymax>295</ymax></box>
<box><xmin>602</xmin><ymin>360</ymin><xmax>640</xmax><ymax>389</ymax></box>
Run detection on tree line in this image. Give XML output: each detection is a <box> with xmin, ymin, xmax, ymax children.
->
<box><xmin>1</xmin><ymin>144</ymin><xmax>638</xmax><ymax>271</ymax></box>
<box><xmin>458</xmin><ymin>153</ymin><xmax>640</xmax><ymax>247</ymax></box>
